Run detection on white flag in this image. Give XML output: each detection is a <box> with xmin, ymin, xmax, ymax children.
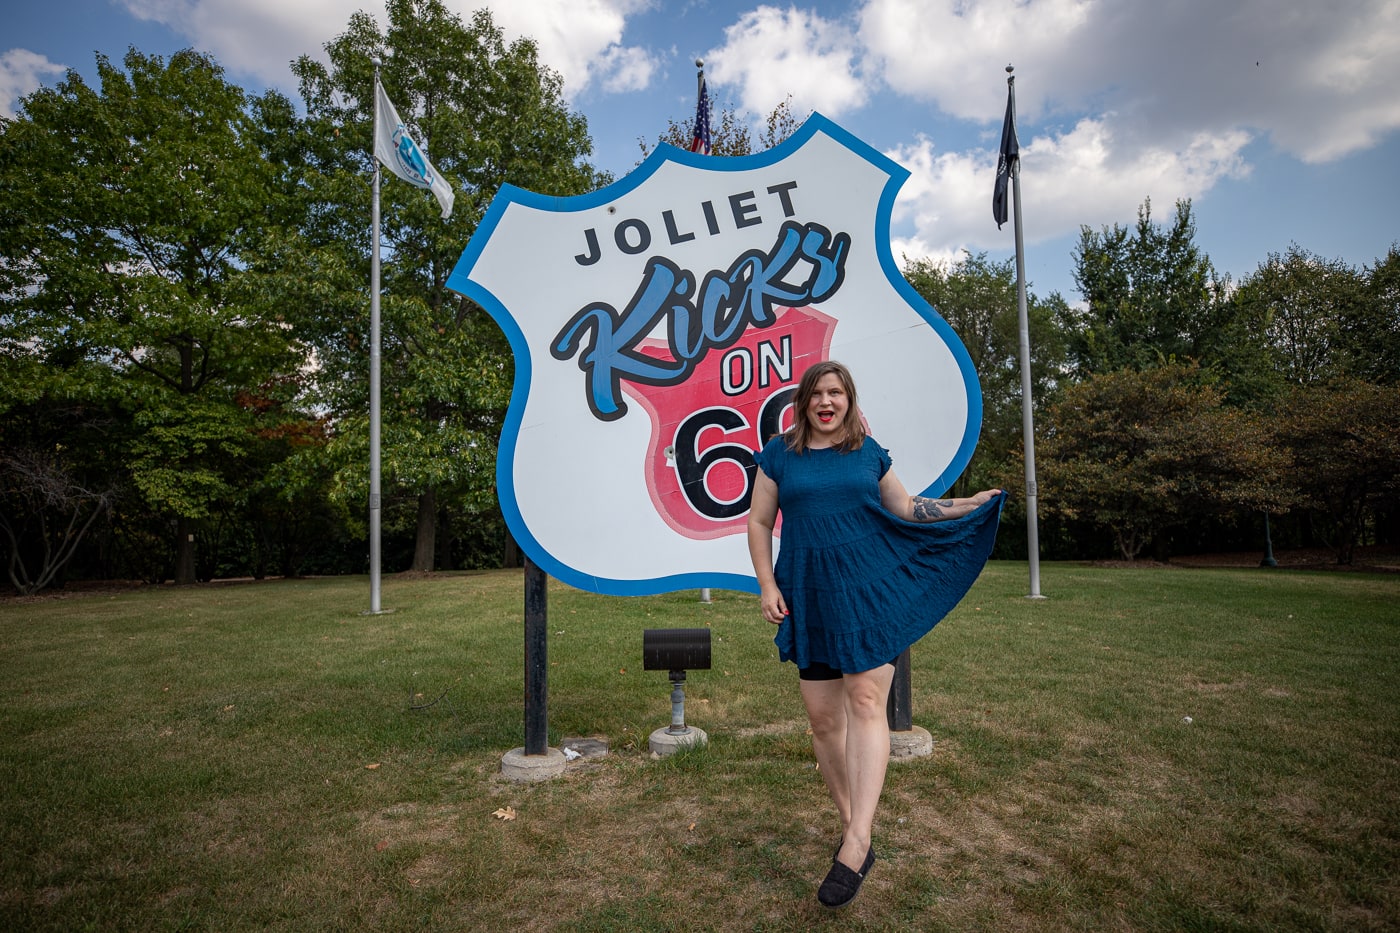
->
<box><xmin>374</xmin><ymin>80</ymin><xmax>454</xmax><ymax>219</ymax></box>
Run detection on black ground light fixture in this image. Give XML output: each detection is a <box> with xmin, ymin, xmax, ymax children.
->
<box><xmin>642</xmin><ymin>628</ymin><xmax>711</xmax><ymax>756</ymax></box>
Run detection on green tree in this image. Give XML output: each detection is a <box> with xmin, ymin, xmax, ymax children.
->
<box><xmin>901</xmin><ymin>251</ymin><xmax>1068</xmax><ymax>499</ymax></box>
<box><xmin>639</xmin><ymin>96</ymin><xmax>808</xmax><ymax>159</ymax></box>
<box><xmin>1038</xmin><ymin>363</ymin><xmax>1290</xmax><ymax>561</ymax></box>
<box><xmin>1231</xmin><ymin>245</ymin><xmax>1369</xmax><ymax>388</ymax></box>
<box><xmin>1353</xmin><ymin>246</ymin><xmax>1400</xmax><ymax>383</ymax></box>
<box><xmin>0</xmin><ymin>49</ymin><xmax>309</xmax><ymax>584</ymax></box>
<box><xmin>1066</xmin><ymin>199</ymin><xmax>1227</xmax><ymax>378</ymax></box>
<box><xmin>1273</xmin><ymin>378</ymin><xmax>1400</xmax><ymax>564</ymax></box>
<box><xmin>0</xmin><ymin>388</ymin><xmax>121</xmax><ymax>595</ymax></box>
<box><xmin>291</xmin><ymin>0</ymin><xmax>604</xmax><ymax>571</ymax></box>
<box><xmin>1348</xmin><ymin>246</ymin><xmax>1400</xmax><ymax>384</ymax></box>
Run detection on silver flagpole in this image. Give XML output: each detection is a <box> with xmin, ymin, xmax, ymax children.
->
<box><xmin>697</xmin><ymin>57</ymin><xmax>712</xmax><ymax>607</ymax></box>
<box><xmin>1007</xmin><ymin>66</ymin><xmax>1044</xmax><ymax>598</ymax></box>
<box><xmin>369</xmin><ymin>59</ymin><xmax>385</xmax><ymax>614</ymax></box>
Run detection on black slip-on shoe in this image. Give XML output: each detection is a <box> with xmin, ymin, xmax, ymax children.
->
<box><xmin>817</xmin><ymin>847</ymin><xmax>876</xmax><ymax>909</ymax></box>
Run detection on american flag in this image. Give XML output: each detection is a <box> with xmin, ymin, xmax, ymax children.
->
<box><xmin>690</xmin><ymin>75</ymin><xmax>712</xmax><ymax>155</ymax></box>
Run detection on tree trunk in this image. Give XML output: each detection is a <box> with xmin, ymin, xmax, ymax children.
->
<box><xmin>411</xmin><ymin>486</ymin><xmax>436</xmax><ymax>572</ymax></box>
<box><xmin>435</xmin><ymin>506</ymin><xmax>452</xmax><ymax>571</ymax></box>
<box><xmin>174</xmin><ymin>516</ymin><xmax>197</xmax><ymax>585</ymax></box>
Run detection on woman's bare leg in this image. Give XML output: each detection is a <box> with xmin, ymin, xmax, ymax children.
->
<box><xmin>800</xmin><ymin>677</ymin><xmax>850</xmax><ymax>837</ymax></box>
<box><xmin>833</xmin><ymin>663</ymin><xmax>895</xmax><ymax>871</ymax></box>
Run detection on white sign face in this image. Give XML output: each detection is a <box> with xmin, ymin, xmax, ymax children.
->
<box><xmin>447</xmin><ymin>114</ymin><xmax>981</xmax><ymax>596</ymax></box>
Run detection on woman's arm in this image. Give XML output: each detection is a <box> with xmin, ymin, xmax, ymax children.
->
<box><xmin>746</xmin><ymin>467</ymin><xmax>788</xmax><ymax>624</ymax></box>
<box><xmin>878</xmin><ymin>469</ymin><xmax>1001</xmax><ymax>523</ymax></box>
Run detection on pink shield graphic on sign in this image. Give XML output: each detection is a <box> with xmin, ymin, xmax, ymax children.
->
<box><xmin>623</xmin><ymin>306</ymin><xmax>837</xmax><ymax>540</ymax></box>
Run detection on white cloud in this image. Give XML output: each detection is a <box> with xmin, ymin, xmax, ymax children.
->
<box><xmin>890</xmin><ymin>236</ymin><xmax>964</xmax><ymax>274</ymax></box>
<box><xmin>859</xmin><ymin>0</ymin><xmax>1092</xmax><ymax>123</ymax></box>
<box><xmin>1265</xmin><ymin>7</ymin><xmax>1400</xmax><ymax>162</ymax></box>
<box><xmin>488</xmin><ymin>0</ymin><xmax>654</xmax><ymax>97</ymax></box>
<box><xmin>100</xmin><ymin>0</ymin><xmax>1397</xmax><ymax>263</ymax></box>
<box><xmin>853</xmin><ymin>0</ymin><xmax>1399</xmax><ymax>272</ymax></box>
<box><xmin>597</xmin><ymin>45</ymin><xmax>658</xmax><ymax>94</ymax></box>
<box><xmin>121</xmin><ymin>0</ymin><xmax>350</xmax><ymax>87</ymax></box>
<box><xmin>887</xmin><ymin>118</ymin><xmax>1251</xmax><ymax>262</ymax></box>
<box><xmin>705</xmin><ymin>5</ymin><xmax>868</xmax><ymax>118</ymax></box>
<box><xmin>1</xmin><ymin>49</ymin><xmax>67</xmax><ymax>119</ymax></box>
<box><xmin>119</xmin><ymin>0</ymin><xmax>656</xmax><ymax>100</ymax></box>
<box><xmin>858</xmin><ymin>0</ymin><xmax>1400</xmax><ymax>164</ymax></box>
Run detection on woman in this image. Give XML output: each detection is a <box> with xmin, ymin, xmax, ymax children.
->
<box><xmin>747</xmin><ymin>360</ymin><xmax>1004</xmax><ymax>909</ymax></box>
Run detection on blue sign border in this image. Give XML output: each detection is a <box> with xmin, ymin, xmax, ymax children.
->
<box><xmin>446</xmin><ymin>112</ymin><xmax>983</xmax><ymax>596</ymax></box>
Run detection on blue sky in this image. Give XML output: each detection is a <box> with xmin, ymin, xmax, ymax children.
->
<box><xmin>5</xmin><ymin>0</ymin><xmax>1399</xmax><ymax>303</ymax></box>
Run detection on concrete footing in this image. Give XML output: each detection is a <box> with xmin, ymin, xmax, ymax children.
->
<box><xmin>889</xmin><ymin>726</ymin><xmax>934</xmax><ymax>760</ymax></box>
<box><xmin>648</xmin><ymin>725</ymin><xmax>708</xmax><ymax>757</ymax></box>
<box><xmin>500</xmin><ymin>746</ymin><xmax>567</xmax><ymax>782</ymax></box>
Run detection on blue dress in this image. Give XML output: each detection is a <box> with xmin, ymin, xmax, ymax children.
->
<box><xmin>753</xmin><ymin>435</ymin><xmax>1005</xmax><ymax>674</ymax></box>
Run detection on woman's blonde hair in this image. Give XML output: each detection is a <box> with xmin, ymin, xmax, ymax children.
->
<box><xmin>785</xmin><ymin>360</ymin><xmax>865</xmax><ymax>453</ymax></box>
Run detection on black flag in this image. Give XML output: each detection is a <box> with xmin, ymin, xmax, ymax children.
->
<box><xmin>993</xmin><ymin>83</ymin><xmax>1019</xmax><ymax>229</ymax></box>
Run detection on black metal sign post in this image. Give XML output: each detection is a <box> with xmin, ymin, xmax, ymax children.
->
<box><xmin>523</xmin><ymin>555</ymin><xmax>548</xmax><ymax>756</ymax></box>
<box><xmin>499</xmin><ymin>554</ymin><xmax>565</xmax><ymax>781</ymax></box>
<box><xmin>886</xmin><ymin>647</ymin><xmax>934</xmax><ymax>757</ymax></box>
<box><xmin>886</xmin><ymin>648</ymin><xmax>912</xmax><ymax>731</ymax></box>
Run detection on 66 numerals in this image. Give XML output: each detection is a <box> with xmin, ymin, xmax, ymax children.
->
<box><xmin>670</xmin><ymin>387</ymin><xmax>796</xmax><ymax>520</ymax></box>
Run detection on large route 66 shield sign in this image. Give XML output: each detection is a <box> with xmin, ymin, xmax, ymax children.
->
<box><xmin>446</xmin><ymin>113</ymin><xmax>982</xmax><ymax>596</ymax></box>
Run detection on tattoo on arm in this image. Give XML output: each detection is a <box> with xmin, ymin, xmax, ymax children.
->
<box><xmin>911</xmin><ymin>497</ymin><xmax>955</xmax><ymax>522</ymax></box>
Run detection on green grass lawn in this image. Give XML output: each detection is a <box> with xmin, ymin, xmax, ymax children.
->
<box><xmin>1</xmin><ymin>563</ymin><xmax>1397</xmax><ymax>931</ymax></box>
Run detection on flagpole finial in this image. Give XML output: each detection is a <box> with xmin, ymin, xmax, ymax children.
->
<box><xmin>1006</xmin><ymin>64</ymin><xmax>1014</xmax><ymax>74</ymax></box>
<box><xmin>372</xmin><ymin>57</ymin><xmax>382</xmax><ymax>68</ymax></box>
<box><xmin>695</xmin><ymin>58</ymin><xmax>704</xmax><ymax>70</ymax></box>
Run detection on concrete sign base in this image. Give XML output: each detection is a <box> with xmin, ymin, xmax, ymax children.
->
<box><xmin>500</xmin><ymin>746</ymin><xmax>567</xmax><ymax>782</ymax></box>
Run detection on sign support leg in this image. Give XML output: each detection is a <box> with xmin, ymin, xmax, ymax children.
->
<box><xmin>887</xmin><ymin>647</ymin><xmax>933</xmax><ymax>758</ymax></box>
<box><xmin>524</xmin><ymin>555</ymin><xmax>548</xmax><ymax>756</ymax></box>
<box><xmin>886</xmin><ymin>648</ymin><xmax>912</xmax><ymax>731</ymax></box>
<box><xmin>500</xmin><ymin>556</ymin><xmax>566</xmax><ymax>781</ymax></box>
